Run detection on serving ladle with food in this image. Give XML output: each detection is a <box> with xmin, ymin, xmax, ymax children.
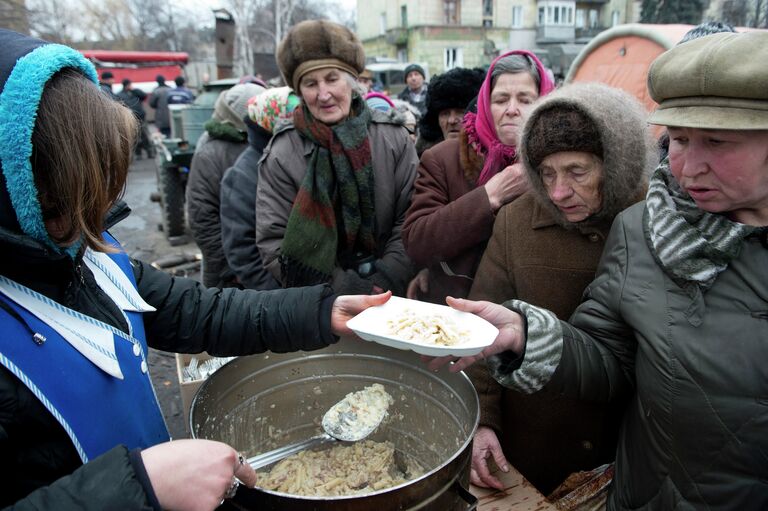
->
<box><xmin>247</xmin><ymin>383</ymin><xmax>393</xmax><ymax>471</ymax></box>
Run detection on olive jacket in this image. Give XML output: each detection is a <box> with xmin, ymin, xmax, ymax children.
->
<box><xmin>494</xmin><ymin>202</ymin><xmax>768</xmax><ymax>509</ymax></box>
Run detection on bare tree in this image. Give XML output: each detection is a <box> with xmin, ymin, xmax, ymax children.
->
<box><xmin>27</xmin><ymin>0</ymin><xmax>78</xmax><ymax>43</ymax></box>
<box><xmin>0</xmin><ymin>0</ymin><xmax>31</xmax><ymax>33</ymax></box>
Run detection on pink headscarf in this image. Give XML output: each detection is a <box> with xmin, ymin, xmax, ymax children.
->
<box><xmin>464</xmin><ymin>50</ymin><xmax>555</xmax><ymax>186</ymax></box>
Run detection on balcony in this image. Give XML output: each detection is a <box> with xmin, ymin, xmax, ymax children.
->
<box><xmin>575</xmin><ymin>26</ymin><xmax>606</xmax><ymax>40</ymax></box>
<box><xmin>536</xmin><ymin>24</ymin><xmax>575</xmax><ymax>43</ymax></box>
<box><xmin>385</xmin><ymin>28</ymin><xmax>409</xmax><ymax>46</ymax></box>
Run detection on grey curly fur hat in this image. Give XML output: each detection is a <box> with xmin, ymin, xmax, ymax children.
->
<box><xmin>276</xmin><ymin>20</ymin><xmax>365</xmax><ymax>92</ymax></box>
<box><xmin>418</xmin><ymin>67</ymin><xmax>485</xmax><ymax>142</ymax></box>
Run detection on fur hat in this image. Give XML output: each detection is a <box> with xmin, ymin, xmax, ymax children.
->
<box><xmin>213</xmin><ymin>83</ymin><xmax>265</xmax><ymax>132</ymax></box>
<box><xmin>521</xmin><ymin>83</ymin><xmax>655</xmax><ymax>226</ymax></box>
<box><xmin>525</xmin><ymin>107</ymin><xmax>603</xmax><ymax>170</ymax></box>
<box><xmin>418</xmin><ymin>67</ymin><xmax>485</xmax><ymax>142</ymax></box>
<box><xmin>276</xmin><ymin>20</ymin><xmax>365</xmax><ymax>92</ymax></box>
<box><xmin>404</xmin><ymin>63</ymin><xmax>426</xmax><ymax>79</ymax></box>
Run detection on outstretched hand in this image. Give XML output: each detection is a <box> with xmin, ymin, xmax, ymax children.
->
<box><xmin>141</xmin><ymin>439</ymin><xmax>256</xmax><ymax>511</ymax></box>
<box><xmin>471</xmin><ymin>426</ymin><xmax>510</xmax><ymax>490</ymax></box>
<box><xmin>331</xmin><ymin>291</ymin><xmax>392</xmax><ymax>336</ymax></box>
<box><xmin>425</xmin><ymin>297</ymin><xmax>526</xmax><ymax>373</ymax></box>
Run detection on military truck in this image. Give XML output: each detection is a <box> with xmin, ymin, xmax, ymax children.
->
<box><xmin>153</xmin><ymin>78</ymin><xmax>238</xmax><ymax>244</ymax></box>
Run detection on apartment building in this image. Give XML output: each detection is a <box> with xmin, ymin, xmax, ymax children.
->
<box><xmin>357</xmin><ymin>0</ymin><xmax>640</xmax><ymax>77</ymax></box>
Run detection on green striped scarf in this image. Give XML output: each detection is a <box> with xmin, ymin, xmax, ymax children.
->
<box><xmin>644</xmin><ymin>160</ymin><xmax>757</xmax><ymax>291</ymax></box>
<box><xmin>280</xmin><ymin>96</ymin><xmax>376</xmax><ymax>287</ymax></box>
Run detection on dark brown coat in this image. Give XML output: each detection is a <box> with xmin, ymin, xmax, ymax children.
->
<box><xmin>402</xmin><ymin>133</ymin><xmax>493</xmax><ymax>303</ymax></box>
<box><xmin>467</xmin><ymin>83</ymin><xmax>656</xmax><ymax>495</ymax></box>
<box><xmin>468</xmin><ymin>194</ymin><xmax>624</xmax><ymax>494</ymax></box>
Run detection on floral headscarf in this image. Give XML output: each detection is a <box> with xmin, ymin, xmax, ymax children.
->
<box><xmin>247</xmin><ymin>86</ymin><xmax>301</xmax><ymax>133</ymax></box>
<box><xmin>464</xmin><ymin>50</ymin><xmax>555</xmax><ymax>186</ymax></box>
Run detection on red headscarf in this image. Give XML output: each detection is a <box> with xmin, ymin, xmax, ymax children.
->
<box><xmin>464</xmin><ymin>50</ymin><xmax>555</xmax><ymax>186</ymax></box>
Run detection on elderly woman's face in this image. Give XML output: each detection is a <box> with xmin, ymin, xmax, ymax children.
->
<box><xmin>490</xmin><ymin>72</ymin><xmax>538</xmax><ymax>146</ymax></box>
<box><xmin>668</xmin><ymin>127</ymin><xmax>768</xmax><ymax>225</ymax></box>
<box><xmin>299</xmin><ymin>68</ymin><xmax>353</xmax><ymax>125</ymax></box>
<box><xmin>540</xmin><ymin>151</ymin><xmax>604</xmax><ymax>223</ymax></box>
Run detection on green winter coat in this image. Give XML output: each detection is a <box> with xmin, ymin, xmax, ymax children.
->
<box><xmin>496</xmin><ymin>201</ymin><xmax>768</xmax><ymax>509</ymax></box>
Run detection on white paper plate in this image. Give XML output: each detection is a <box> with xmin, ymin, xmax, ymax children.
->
<box><xmin>346</xmin><ymin>296</ymin><xmax>499</xmax><ymax>357</ymax></box>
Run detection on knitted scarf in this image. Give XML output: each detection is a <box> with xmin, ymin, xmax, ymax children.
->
<box><xmin>644</xmin><ymin>160</ymin><xmax>757</xmax><ymax>292</ymax></box>
<box><xmin>280</xmin><ymin>95</ymin><xmax>376</xmax><ymax>286</ymax></box>
<box><xmin>465</xmin><ymin>50</ymin><xmax>555</xmax><ymax>186</ymax></box>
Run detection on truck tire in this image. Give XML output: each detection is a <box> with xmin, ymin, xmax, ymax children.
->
<box><xmin>157</xmin><ymin>163</ymin><xmax>186</xmax><ymax>238</ymax></box>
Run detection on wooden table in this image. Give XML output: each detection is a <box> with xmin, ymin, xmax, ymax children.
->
<box><xmin>471</xmin><ymin>466</ymin><xmax>556</xmax><ymax>511</ymax></box>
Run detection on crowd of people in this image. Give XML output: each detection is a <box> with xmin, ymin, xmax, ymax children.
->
<box><xmin>0</xmin><ymin>14</ymin><xmax>765</xmax><ymax>511</ymax></box>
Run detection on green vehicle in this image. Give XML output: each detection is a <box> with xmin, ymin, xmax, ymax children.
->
<box><xmin>153</xmin><ymin>78</ymin><xmax>238</xmax><ymax>244</ymax></box>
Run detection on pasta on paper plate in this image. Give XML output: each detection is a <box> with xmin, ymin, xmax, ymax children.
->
<box><xmin>346</xmin><ymin>296</ymin><xmax>499</xmax><ymax>356</ymax></box>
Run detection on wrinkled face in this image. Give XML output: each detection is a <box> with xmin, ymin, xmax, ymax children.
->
<box><xmin>540</xmin><ymin>151</ymin><xmax>604</xmax><ymax>223</ymax></box>
<box><xmin>490</xmin><ymin>72</ymin><xmax>539</xmax><ymax>146</ymax></box>
<box><xmin>299</xmin><ymin>68</ymin><xmax>353</xmax><ymax>125</ymax></box>
<box><xmin>438</xmin><ymin>108</ymin><xmax>464</xmax><ymax>139</ymax></box>
<box><xmin>667</xmin><ymin>127</ymin><xmax>768</xmax><ymax>225</ymax></box>
<box><xmin>406</xmin><ymin>70</ymin><xmax>424</xmax><ymax>90</ymax></box>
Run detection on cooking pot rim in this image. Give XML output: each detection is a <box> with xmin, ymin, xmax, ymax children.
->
<box><xmin>190</xmin><ymin>346</ymin><xmax>480</xmax><ymax>500</ymax></box>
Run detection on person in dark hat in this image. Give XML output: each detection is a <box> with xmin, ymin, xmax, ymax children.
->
<box><xmin>257</xmin><ymin>19</ymin><xmax>418</xmax><ymax>296</ymax></box>
<box><xmin>429</xmin><ymin>31</ymin><xmax>768</xmax><ymax>510</ymax></box>
<box><xmin>467</xmin><ymin>82</ymin><xmax>654</xmax><ymax>498</ymax></box>
<box><xmin>116</xmin><ymin>78</ymin><xmax>154</xmax><ymax>159</ymax></box>
<box><xmin>397</xmin><ymin>63</ymin><xmax>428</xmax><ymax>116</ymax></box>
<box><xmin>99</xmin><ymin>70</ymin><xmax>115</xmax><ymax>97</ymax></box>
<box><xmin>415</xmin><ymin>66</ymin><xmax>485</xmax><ymax>155</ymax></box>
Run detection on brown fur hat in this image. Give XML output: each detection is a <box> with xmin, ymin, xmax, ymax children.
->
<box><xmin>276</xmin><ymin>20</ymin><xmax>365</xmax><ymax>92</ymax></box>
<box><xmin>525</xmin><ymin>107</ymin><xmax>603</xmax><ymax>170</ymax></box>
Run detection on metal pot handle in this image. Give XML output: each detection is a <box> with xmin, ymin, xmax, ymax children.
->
<box><xmin>452</xmin><ymin>481</ymin><xmax>478</xmax><ymax>511</ymax></box>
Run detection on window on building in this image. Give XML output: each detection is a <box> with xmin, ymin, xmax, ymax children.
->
<box><xmin>589</xmin><ymin>8</ymin><xmax>598</xmax><ymax>27</ymax></box>
<box><xmin>512</xmin><ymin>5</ymin><xmax>523</xmax><ymax>27</ymax></box>
<box><xmin>576</xmin><ymin>8</ymin><xmax>585</xmax><ymax>27</ymax></box>
<box><xmin>483</xmin><ymin>0</ymin><xmax>493</xmax><ymax>17</ymax></box>
<box><xmin>444</xmin><ymin>47</ymin><xmax>463</xmax><ymax>69</ymax></box>
<box><xmin>538</xmin><ymin>2</ymin><xmax>574</xmax><ymax>25</ymax></box>
<box><xmin>401</xmin><ymin>5</ymin><xmax>408</xmax><ymax>27</ymax></box>
<box><xmin>397</xmin><ymin>48</ymin><xmax>408</xmax><ymax>62</ymax></box>
<box><xmin>379</xmin><ymin>12</ymin><xmax>387</xmax><ymax>34</ymax></box>
<box><xmin>444</xmin><ymin>0</ymin><xmax>460</xmax><ymax>24</ymax></box>
<box><xmin>611</xmin><ymin>9</ymin><xmax>620</xmax><ymax>26</ymax></box>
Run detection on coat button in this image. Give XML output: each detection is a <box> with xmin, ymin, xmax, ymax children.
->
<box><xmin>588</xmin><ymin>233</ymin><xmax>600</xmax><ymax>242</ymax></box>
<box><xmin>581</xmin><ymin>440</ymin><xmax>593</xmax><ymax>450</ymax></box>
<box><xmin>133</xmin><ymin>343</ymin><xmax>141</xmax><ymax>356</ymax></box>
<box><xmin>140</xmin><ymin>360</ymin><xmax>148</xmax><ymax>374</ymax></box>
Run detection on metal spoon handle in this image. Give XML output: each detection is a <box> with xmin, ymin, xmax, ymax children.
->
<box><xmin>246</xmin><ymin>433</ymin><xmax>336</xmax><ymax>471</ymax></box>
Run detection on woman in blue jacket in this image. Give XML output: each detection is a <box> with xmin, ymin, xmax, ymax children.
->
<box><xmin>0</xmin><ymin>29</ymin><xmax>386</xmax><ymax>510</ymax></box>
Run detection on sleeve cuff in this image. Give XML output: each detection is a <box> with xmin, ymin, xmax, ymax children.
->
<box><xmin>319</xmin><ymin>287</ymin><xmax>339</xmax><ymax>345</ymax></box>
<box><xmin>487</xmin><ymin>300</ymin><xmax>563</xmax><ymax>394</ymax></box>
<box><xmin>128</xmin><ymin>448</ymin><xmax>162</xmax><ymax>511</ymax></box>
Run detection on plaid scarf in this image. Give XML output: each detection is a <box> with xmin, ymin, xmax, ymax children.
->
<box><xmin>280</xmin><ymin>96</ymin><xmax>376</xmax><ymax>286</ymax></box>
<box><xmin>644</xmin><ymin>160</ymin><xmax>757</xmax><ymax>292</ymax></box>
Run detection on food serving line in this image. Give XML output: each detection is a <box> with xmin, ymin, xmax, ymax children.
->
<box><xmin>187</xmin><ymin>297</ymin><xmax>558</xmax><ymax>510</ymax></box>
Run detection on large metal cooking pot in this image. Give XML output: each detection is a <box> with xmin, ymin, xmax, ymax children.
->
<box><xmin>190</xmin><ymin>337</ymin><xmax>479</xmax><ymax>510</ymax></box>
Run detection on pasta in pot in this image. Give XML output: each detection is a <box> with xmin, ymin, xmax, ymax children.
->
<box><xmin>255</xmin><ymin>440</ymin><xmax>423</xmax><ymax>496</ymax></box>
